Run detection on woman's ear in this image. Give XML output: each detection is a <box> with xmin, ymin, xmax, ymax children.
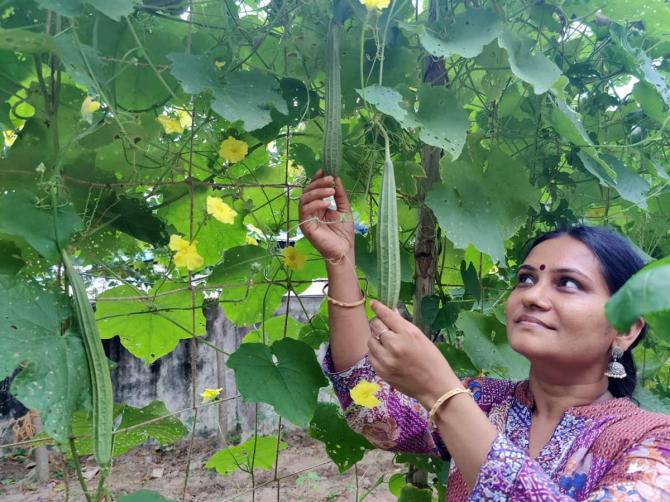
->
<box><xmin>617</xmin><ymin>317</ymin><xmax>646</xmax><ymax>351</ymax></box>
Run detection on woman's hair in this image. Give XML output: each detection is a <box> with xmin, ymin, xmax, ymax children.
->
<box><xmin>526</xmin><ymin>225</ymin><xmax>648</xmax><ymax>398</ymax></box>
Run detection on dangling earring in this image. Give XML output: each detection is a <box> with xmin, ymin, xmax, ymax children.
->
<box><xmin>605</xmin><ymin>346</ymin><xmax>627</xmax><ymax>379</ymax></box>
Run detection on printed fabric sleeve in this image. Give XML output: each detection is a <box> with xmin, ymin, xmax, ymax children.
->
<box><xmin>468</xmin><ymin>431</ymin><xmax>670</xmax><ymax>501</ymax></box>
<box><xmin>321</xmin><ymin>345</ymin><xmax>449</xmax><ymax>459</ymax></box>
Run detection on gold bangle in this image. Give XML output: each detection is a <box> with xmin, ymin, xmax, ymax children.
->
<box><xmin>322</xmin><ymin>283</ymin><xmax>366</xmax><ymax>308</ymax></box>
<box><xmin>428</xmin><ymin>388</ymin><xmax>472</xmax><ymax>424</ymax></box>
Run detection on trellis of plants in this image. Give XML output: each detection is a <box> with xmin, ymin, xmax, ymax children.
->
<box><xmin>1</xmin><ymin>0</ymin><xmax>670</xmax><ymax>501</ymax></box>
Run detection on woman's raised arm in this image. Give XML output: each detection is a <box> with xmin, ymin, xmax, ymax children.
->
<box><xmin>298</xmin><ymin>170</ymin><xmax>371</xmax><ymax>371</ymax></box>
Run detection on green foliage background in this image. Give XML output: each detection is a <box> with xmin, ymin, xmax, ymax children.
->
<box><xmin>1</xmin><ymin>0</ymin><xmax>670</xmax><ymax>499</ymax></box>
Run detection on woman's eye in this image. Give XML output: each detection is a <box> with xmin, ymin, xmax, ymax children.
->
<box><xmin>517</xmin><ymin>274</ymin><xmax>534</xmax><ymax>285</ymax></box>
<box><xmin>559</xmin><ymin>277</ymin><xmax>580</xmax><ymax>289</ymax></box>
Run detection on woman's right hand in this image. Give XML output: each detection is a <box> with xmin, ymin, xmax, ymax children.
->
<box><xmin>298</xmin><ymin>169</ymin><xmax>354</xmax><ymax>263</ymax></box>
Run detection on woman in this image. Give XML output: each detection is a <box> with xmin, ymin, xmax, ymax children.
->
<box><xmin>298</xmin><ymin>170</ymin><xmax>670</xmax><ymax>500</ymax></box>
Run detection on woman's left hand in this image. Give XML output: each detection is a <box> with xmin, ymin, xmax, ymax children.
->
<box><xmin>367</xmin><ymin>300</ymin><xmax>461</xmax><ymax>410</ymax></box>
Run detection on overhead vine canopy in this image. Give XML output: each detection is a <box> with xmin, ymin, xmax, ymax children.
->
<box><xmin>0</xmin><ymin>0</ymin><xmax>669</xmax><ymax>498</ymax></box>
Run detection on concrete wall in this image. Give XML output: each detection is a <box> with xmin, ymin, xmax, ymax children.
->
<box><xmin>0</xmin><ymin>294</ymin><xmax>328</xmax><ymax>447</ymax></box>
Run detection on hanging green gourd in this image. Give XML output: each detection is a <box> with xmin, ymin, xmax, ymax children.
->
<box><xmin>322</xmin><ymin>19</ymin><xmax>342</xmax><ymax>176</ymax></box>
<box><xmin>376</xmin><ymin>134</ymin><xmax>401</xmax><ymax>309</ymax></box>
<box><xmin>62</xmin><ymin>250</ymin><xmax>114</xmax><ymax>470</ymax></box>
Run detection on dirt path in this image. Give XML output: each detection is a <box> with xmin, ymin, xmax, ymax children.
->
<box><xmin>1</xmin><ymin>430</ymin><xmax>401</xmax><ymax>501</ymax></box>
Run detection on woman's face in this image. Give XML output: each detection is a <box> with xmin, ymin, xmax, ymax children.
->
<box><xmin>505</xmin><ymin>236</ymin><xmax>618</xmax><ymax>376</ymax></box>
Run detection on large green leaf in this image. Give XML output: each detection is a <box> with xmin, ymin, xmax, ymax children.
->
<box><xmin>309</xmin><ymin>402</ymin><xmax>374</xmax><ymax>473</ymax></box>
<box><xmin>71</xmin><ymin>401</ymin><xmax>188</xmax><ymax>457</ymax></box>
<box><xmin>357</xmin><ymin>85</ymin><xmax>468</xmax><ymax>159</ymax></box>
<box><xmin>86</xmin><ymin>0</ymin><xmax>137</xmax><ymax>20</ymax></box>
<box><xmin>416</xmin><ymin>8</ymin><xmax>502</xmax><ymax>59</ymax></box>
<box><xmin>168</xmin><ymin>53</ymin><xmax>288</xmax><ymax>131</ymax></box>
<box><xmin>0</xmin><ymin>276</ymin><xmax>90</xmax><ymax>444</ymax></box>
<box><xmin>0</xmin><ymin>28</ymin><xmax>55</xmax><ymax>53</ymax></box>
<box><xmin>36</xmin><ymin>0</ymin><xmax>83</xmax><ymax>17</ymax></box>
<box><xmin>205</xmin><ymin>435</ymin><xmax>288</xmax><ymax>477</ymax></box>
<box><xmin>456</xmin><ymin>311</ymin><xmax>530</xmax><ymax>380</ymax></box>
<box><xmin>95</xmin><ymin>282</ymin><xmax>205</xmax><ymax>363</ymax></box>
<box><xmin>0</xmin><ymin>240</ymin><xmax>25</xmax><ymax>275</ymax></box>
<box><xmin>597</xmin><ymin>0</ymin><xmax>670</xmax><ymax>40</ymax></box>
<box><xmin>0</xmin><ymin>191</ymin><xmax>83</xmax><ymax>262</ymax></box>
<box><xmin>226</xmin><ymin>338</ymin><xmax>328</xmax><ymax>426</ymax></box>
<box><xmin>498</xmin><ymin>29</ymin><xmax>562</xmax><ymax>95</ymax></box>
<box><xmin>606</xmin><ymin>258</ymin><xmax>670</xmax><ymax>344</ymax></box>
<box><xmin>425</xmin><ymin>148</ymin><xmax>538</xmax><ymax>262</ymax></box>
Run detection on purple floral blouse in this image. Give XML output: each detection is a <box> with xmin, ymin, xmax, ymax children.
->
<box><xmin>322</xmin><ymin>347</ymin><xmax>670</xmax><ymax>501</ymax></box>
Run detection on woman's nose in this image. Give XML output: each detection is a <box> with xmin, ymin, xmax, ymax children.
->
<box><xmin>520</xmin><ymin>280</ymin><xmax>552</xmax><ymax>311</ymax></box>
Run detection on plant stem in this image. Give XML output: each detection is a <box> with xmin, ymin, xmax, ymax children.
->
<box><xmin>69</xmin><ymin>438</ymin><xmax>93</xmax><ymax>502</ymax></box>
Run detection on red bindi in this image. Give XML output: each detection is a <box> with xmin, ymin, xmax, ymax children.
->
<box><xmin>539</xmin><ymin>264</ymin><xmax>546</xmax><ymax>270</ymax></box>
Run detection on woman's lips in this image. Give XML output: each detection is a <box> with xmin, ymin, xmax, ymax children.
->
<box><xmin>516</xmin><ymin>314</ymin><xmax>555</xmax><ymax>330</ymax></box>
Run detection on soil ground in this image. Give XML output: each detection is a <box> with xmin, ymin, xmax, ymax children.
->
<box><xmin>0</xmin><ymin>430</ymin><xmax>401</xmax><ymax>501</ymax></box>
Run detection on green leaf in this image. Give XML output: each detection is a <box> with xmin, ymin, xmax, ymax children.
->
<box><xmin>242</xmin><ymin>315</ymin><xmax>304</xmax><ymax>345</ymax></box>
<box><xmin>498</xmin><ymin>29</ymin><xmax>562</xmax><ymax>95</ymax></box>
<box><xmin>85</xmin><ymin>0</ymin><xmax>137</xmax><ymax>20</ymax></box>
<box><xmin>308</xmin><ymin>402</ymin><xmax>374</xmax><ymax>473</ymax></box>
<box><xmin>169</xmin><ymin>56</ymin><xmax>288</xmax><ymax>131</ymax></box>
<box><xmin>72</xmin><ymin>401</ymin><xmax>188</xmax><ymax>457</ymax></box>
<box><xmin>357</xmin><ymin>85</ymin><xmax>419</xmax><ymax>130</ymax></box>
<box><xmin>606</xmin><ymin>258</ymin><xmax>670</xmax><ymax>344</ymax></box>
<box><xmin>54</xmin><ymin>33</ymin><xmax>107</xmax><ymax>92</ymax></box>
<box><xmin>102</xmin><ymin>195</ymin><xmax>169</xmax><ymax>247</ymax></box>
<box><xmin>388</xmin><ymin>473</ymin><xmax>407</xmax><ymax>497</ymax></box>
<box><xmin>0</xmin><ymin>28</ymin><xmax>55</xmax><ymax>53</ymax></box>
<box><xmin>460</xmin><ymin>260</ymin><xmax>481</xmax><ymax>301</ymax></box>
<box><xmin>213</xmin><ymin>71</ymin><xmax>289</xmax><ymax>131</ymax></box>
<box><xmin>425</xmin><ymin>148</ymin><xmax>538</xmax><ymax>263</ymax></box>
<box><xmin>226</xmin><ymin>338</ymin><xmax>328</xmax><ymax>426</ymax></box>
<box><xmin>456</xmin><ymin>311</ymin><xmax>530</xmax><ymax>380</ymax></box>
<box><xmin>0</xmin><ymin>276</ymin><xmax>90</xmax><ymax>444</ymax></box>
<box><xmin>167</xmin><ymin>53</ymin><xmax>219</xmax><ymax>94</ymax></box>
<box><xmin>576</xmin><ymin>153</ymin><xmax>649</xmax><ymax>208</ymax></box>
<box><xmin>415</xmin><ymin>8</ymin><xmax>502</xmax><ymax>59</ymax></box>
<box><xmin>35</xmin><ymin>0</ymin><xmax>83</xmax><ymax>17</ymax></box>
<box><xmin>299</xmin><ymin>315</ymin><xmax>330</xmax><ymax>349</ymax></box>
<box><xmin>398</xmin><ymin>484</ymin><xmax>433</xmax><ymax>502</ymax></box>
<box><xmin>415</xmin><ymin>85</ymin><xmax>469</xmax><ymax>159</ymax></box>
<box><xmin>436</xmin><ymin>343</ymin><xmax>479</xmax><ymax>378</ymax></box>
<box><xmin>610</xmin><ymin>25</ymin><xmax>670</xmax><ymax>108</ymax></box>
<box><xmin>0</xmin><ymin>191</ymin><xmax>83</xmax><ymax>262</ymax></box>
<box><xmin>598</xmin><ymin>0</ymin><xmax>670</xmax><ymax>40</ymax></box>
<box><xmin>546</xmin><ymin>98</ymin><xmax>616</xmax><ymax>179</ymax></box>
<box><xmin>633</xmin><ymin>386</ymin><xmax>670</xmax><ymax>415</ymax></box>
<box><xmin>118</xmin><ymin>490</ymin><xmax>178</xmax><ymax>502</ymax></box>
<box><xmin>209</xmin><ymin>245</ymin><xmax>274</xmax><ymax>285</ymax></box>
<box><xmin>0</xmin><ymin>241</ymin><xmax>25</xmax><ymax>275</ymax></box>
<box><xmin>633</xmin><ymin>81</ymin><xmax>669</xmax><ymax>124</ymax></box>
<box><xmin>205</xmin><ymin>435</ymin><xmax>287</xmax><ymax>476</ymax></box>
<box><xmin>95</xmin><ymin>282</ymin><xmax>205</xmax><ymax>364</ymax></box>
<box><xmin>357</xmin><ymin>85</ymin><xmax>468</xmax><ymax>159</ymax></box>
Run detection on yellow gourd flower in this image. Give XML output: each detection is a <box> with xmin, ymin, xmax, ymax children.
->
<box><xmin>168</xmin><ymin>234</ymin><xmax>204</xmax><ymax>270</ymax></box>
<box><xmin>201</xmin><ymin>387</ymin><xmax>223</xmax><ymax>402</ymax></box>
<box><xmin>174</xmin><ymin>108</ymin><xmax>192</xmax><ymax>129</ymax></box>
<box><xmin>206</xmin><ymin>196</ymin><xmax>237</xmax><ymax>224</ymax></box>
<box><xmin>245</xmin><ymin>235</ymin><xmax>258</xmax><ymax>246</ymax></box>
<box><xmin>81</xmin><ymin>96</ymin><xmax>101</xmax><ymax>122</ymax></box>
<box><xmin>350</xmin><ymin>381</ymin><xmax>381</xmax><ymax>408</ymax></box>
<box><xmin>3</xmin><ymin>130</ymin><xmax>17</xmax><ymax>147</ymax></box>
<box><xmin>158</xmin><ymin>114</ymin><xmax>185</xmax><ymax>134</ymax></box>
<box><xmin>219</xmin><ymin>136</ymin><xmax>249</xmax><ymax>163</ymax></box>
<box><xmin>281</xmin><ymin>246</ymin><xmax>307</xmax><ymax>270</ymax></box>
<box><xmin>360</xmin><ymin>0</ymin><xmax>390</xmax><ymax>10</ymax></box>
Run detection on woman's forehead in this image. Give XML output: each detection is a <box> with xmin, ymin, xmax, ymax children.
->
<box><xmin>524</xmin><ymin>236</ymin><xmax>601</xmax><ymax>273</ymax></box>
